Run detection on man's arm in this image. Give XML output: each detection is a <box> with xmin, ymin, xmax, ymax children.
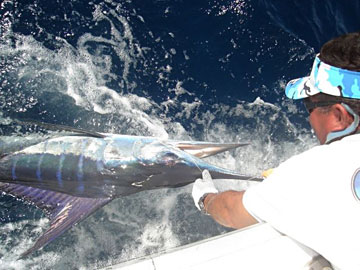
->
<box><xmin>203</xmin><ymin>191</ymin><xmax>258</xmax><ymax>229</ymax></box>
<box><xmin>192</xmin><ymin>170</ymin><xmax>258</xmax><ymax>229</ymax></box>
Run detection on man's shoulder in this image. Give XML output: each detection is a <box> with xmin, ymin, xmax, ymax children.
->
<box><xmin>339</xmin><ymin>133</ymin><xmax>360</xmax><ymax>143</ymax></box>
<box><xmin>298</xmin><ymin>133</ymin><xmax>360</xmax><ymax>157</ymax></box>
<box><xmin>273</xmin><ymin>133</ymin><xmax>360</xmax><ymax>179</ymax></box>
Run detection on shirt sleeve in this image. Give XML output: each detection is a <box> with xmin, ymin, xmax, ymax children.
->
<box><xmin>242</xmin><ymin>145</ymin><xmax>327</xmax><ymax>236</ymax></box>
<box><xmin>243</xmin><ymin>167</ymin><xmax>290</xmax><ymax>226</ymax></box>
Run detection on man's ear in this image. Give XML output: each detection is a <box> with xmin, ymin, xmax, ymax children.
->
<box><xmin>331</xmin><ymin>104</ymin><xmax>354</xmax><ymax>128</ymax></box>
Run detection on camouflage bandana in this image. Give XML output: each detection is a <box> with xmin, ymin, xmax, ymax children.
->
<box><xmin>285</xmin><ymin>54</ymin><xmax>360</xmax><ymax>100</ymax></box>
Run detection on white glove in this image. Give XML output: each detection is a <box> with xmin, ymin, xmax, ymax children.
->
<box><xmin>192</xmin><ymin>170</ymin><xmax>219</xmax><ymax>211</ymax></box>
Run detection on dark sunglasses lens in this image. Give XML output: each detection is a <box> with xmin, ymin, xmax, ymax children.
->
<box><xmin>303</xmin><ymin>99</ymin><xmax>314</xmax><ymax>113</ymax></box>
<box><xmin>303</xmin><ymin>100</ymin><xmax>338</xmax><ymax>114</ymax></box>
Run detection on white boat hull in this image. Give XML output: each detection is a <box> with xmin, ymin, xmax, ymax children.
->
<box><xmin>100</xmin><ymin>223</ymin><xmax>332</xmax><ymax>270</ymax></box>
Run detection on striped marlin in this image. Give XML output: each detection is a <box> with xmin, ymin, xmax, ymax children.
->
<box><xmin>0</xmin><ymin>124</ymin><xmax>262</xmax><ymax>257</ymax></box>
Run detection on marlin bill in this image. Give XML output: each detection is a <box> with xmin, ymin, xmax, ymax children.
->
<box><xmin>0</xmin><ymin>127</ymin><xmax>262</xmax><ymax>257</ymax></box>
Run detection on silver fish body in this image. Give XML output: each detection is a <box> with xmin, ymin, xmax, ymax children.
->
<box><xmin>0</xmin><ymin>134</ymin><xmax>259</xmax><ymax>198</ymax></box>
<box><xmin>0</xmin><ymin>132</ymin><xmax>262</xmax><ymax>256</ymax></box>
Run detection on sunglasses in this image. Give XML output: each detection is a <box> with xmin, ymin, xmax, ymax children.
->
<box><xmin>303</xmin><ymin>99</ymin><xmax>339</xmax><ymax>114</ymax></box>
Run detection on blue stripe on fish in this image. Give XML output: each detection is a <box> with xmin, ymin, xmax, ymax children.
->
<box><xmin>11</xmin><ymin>156</ymin><xmax>18</xmax><ymax>180</ymax></box>
<box><xmin>96</xmin><ymin>140</ymin><xmax>106</xmax><ymax>172</ymax></box>
<box><xmin>36</xmin><ymin>141</ymin><xmax>48</xmax><ymax>182</ymax></box>
<box><xmin>56</xmin><ymin>153</ymin><xmax>65</xmax><ymax>188</ymax></box>
<box><xmin>57</xmin><ymin>140</ymin><xmax>69</xmax><ymax>188</ymax></box>
<box><xmin>96</xmin><ymin>159</ymin><xmax>104</xmax><ymax>171</ymax></box>
<box><xmin>76</xmin><ymin>139</ymin><xmax>87</xmax><ymax>193</ymax></box>
<box><xmin>36</xmin><ymin>154</ymin><xmax>44</xmax><ymax>181</ymax></box>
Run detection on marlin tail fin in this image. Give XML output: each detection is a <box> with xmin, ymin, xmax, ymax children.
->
<box><xmin>0</xmin><ymin>182</ymin><xmax>112</xmax><ymax>257</ymax></box>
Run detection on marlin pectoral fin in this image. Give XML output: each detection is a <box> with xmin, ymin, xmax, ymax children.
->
<box><xmin>0</xmin><ymin>182</ymin><xmax>112</xmax><ymax>257</ymax></box>
<box><xmin>174</xmin><ymin>142</ymin><xmax>249</xmax><ymax>158</ymax></box>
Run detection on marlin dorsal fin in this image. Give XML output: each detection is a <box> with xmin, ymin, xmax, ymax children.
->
<box><xmin>13</xmin><ymin>119</ymin><xmax>106</xmax><ymax>138</ymax></box>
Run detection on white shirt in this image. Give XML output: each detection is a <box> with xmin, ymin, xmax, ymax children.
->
<box><xmin>243</xmin><ymin>134</ymin><xmax>360</xmax><ymax>270</ymax></box>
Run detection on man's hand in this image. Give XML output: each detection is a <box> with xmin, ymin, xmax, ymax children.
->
<box><xmin>192</xmin><ymin>170</ymin><xmax>258</xmax><ymax>228</ymax></box>
<box><xmin>192</xmin><ymin>170</ymin><xmax>218</xmax><ymax>211</ymax></box>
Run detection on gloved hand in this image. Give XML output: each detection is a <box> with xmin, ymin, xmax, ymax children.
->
<box><xmin>192</xmin><ymin>170</ymin><xmax>219</xmax><ymax>211</ymax></box>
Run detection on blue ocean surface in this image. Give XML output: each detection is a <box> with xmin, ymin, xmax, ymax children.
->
<box><xmin>0</xmin><ymin>0</ymin><xmax>359</xmax><ymax>269</ymax></box>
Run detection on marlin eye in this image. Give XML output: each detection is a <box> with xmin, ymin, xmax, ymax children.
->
<box><xmin>158</xmin><ymin>152</ymin><xmax>178</xmax><ymax>166</ymax></box>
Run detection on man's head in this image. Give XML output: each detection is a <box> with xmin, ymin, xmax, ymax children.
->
<box><xmin>319</xmin><ymin>31</ymin><xmax>360</xmax><ymax>72</ymax></box>
<box><xmin>285</xmin><ymin>32</ymin><xmax>360</xmax><ymax>144</ymax></box>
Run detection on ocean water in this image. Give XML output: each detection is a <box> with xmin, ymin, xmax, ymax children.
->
<box><xmin>0</xmin><ymin>0</ymin><xmax>359</xmax><ymax>269</ymax></box>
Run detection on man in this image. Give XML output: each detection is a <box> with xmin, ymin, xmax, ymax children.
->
<box><xmin>192</xmin><ymin>32</ymin><xmax>360</xmax><ymax>270</ymax></box>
